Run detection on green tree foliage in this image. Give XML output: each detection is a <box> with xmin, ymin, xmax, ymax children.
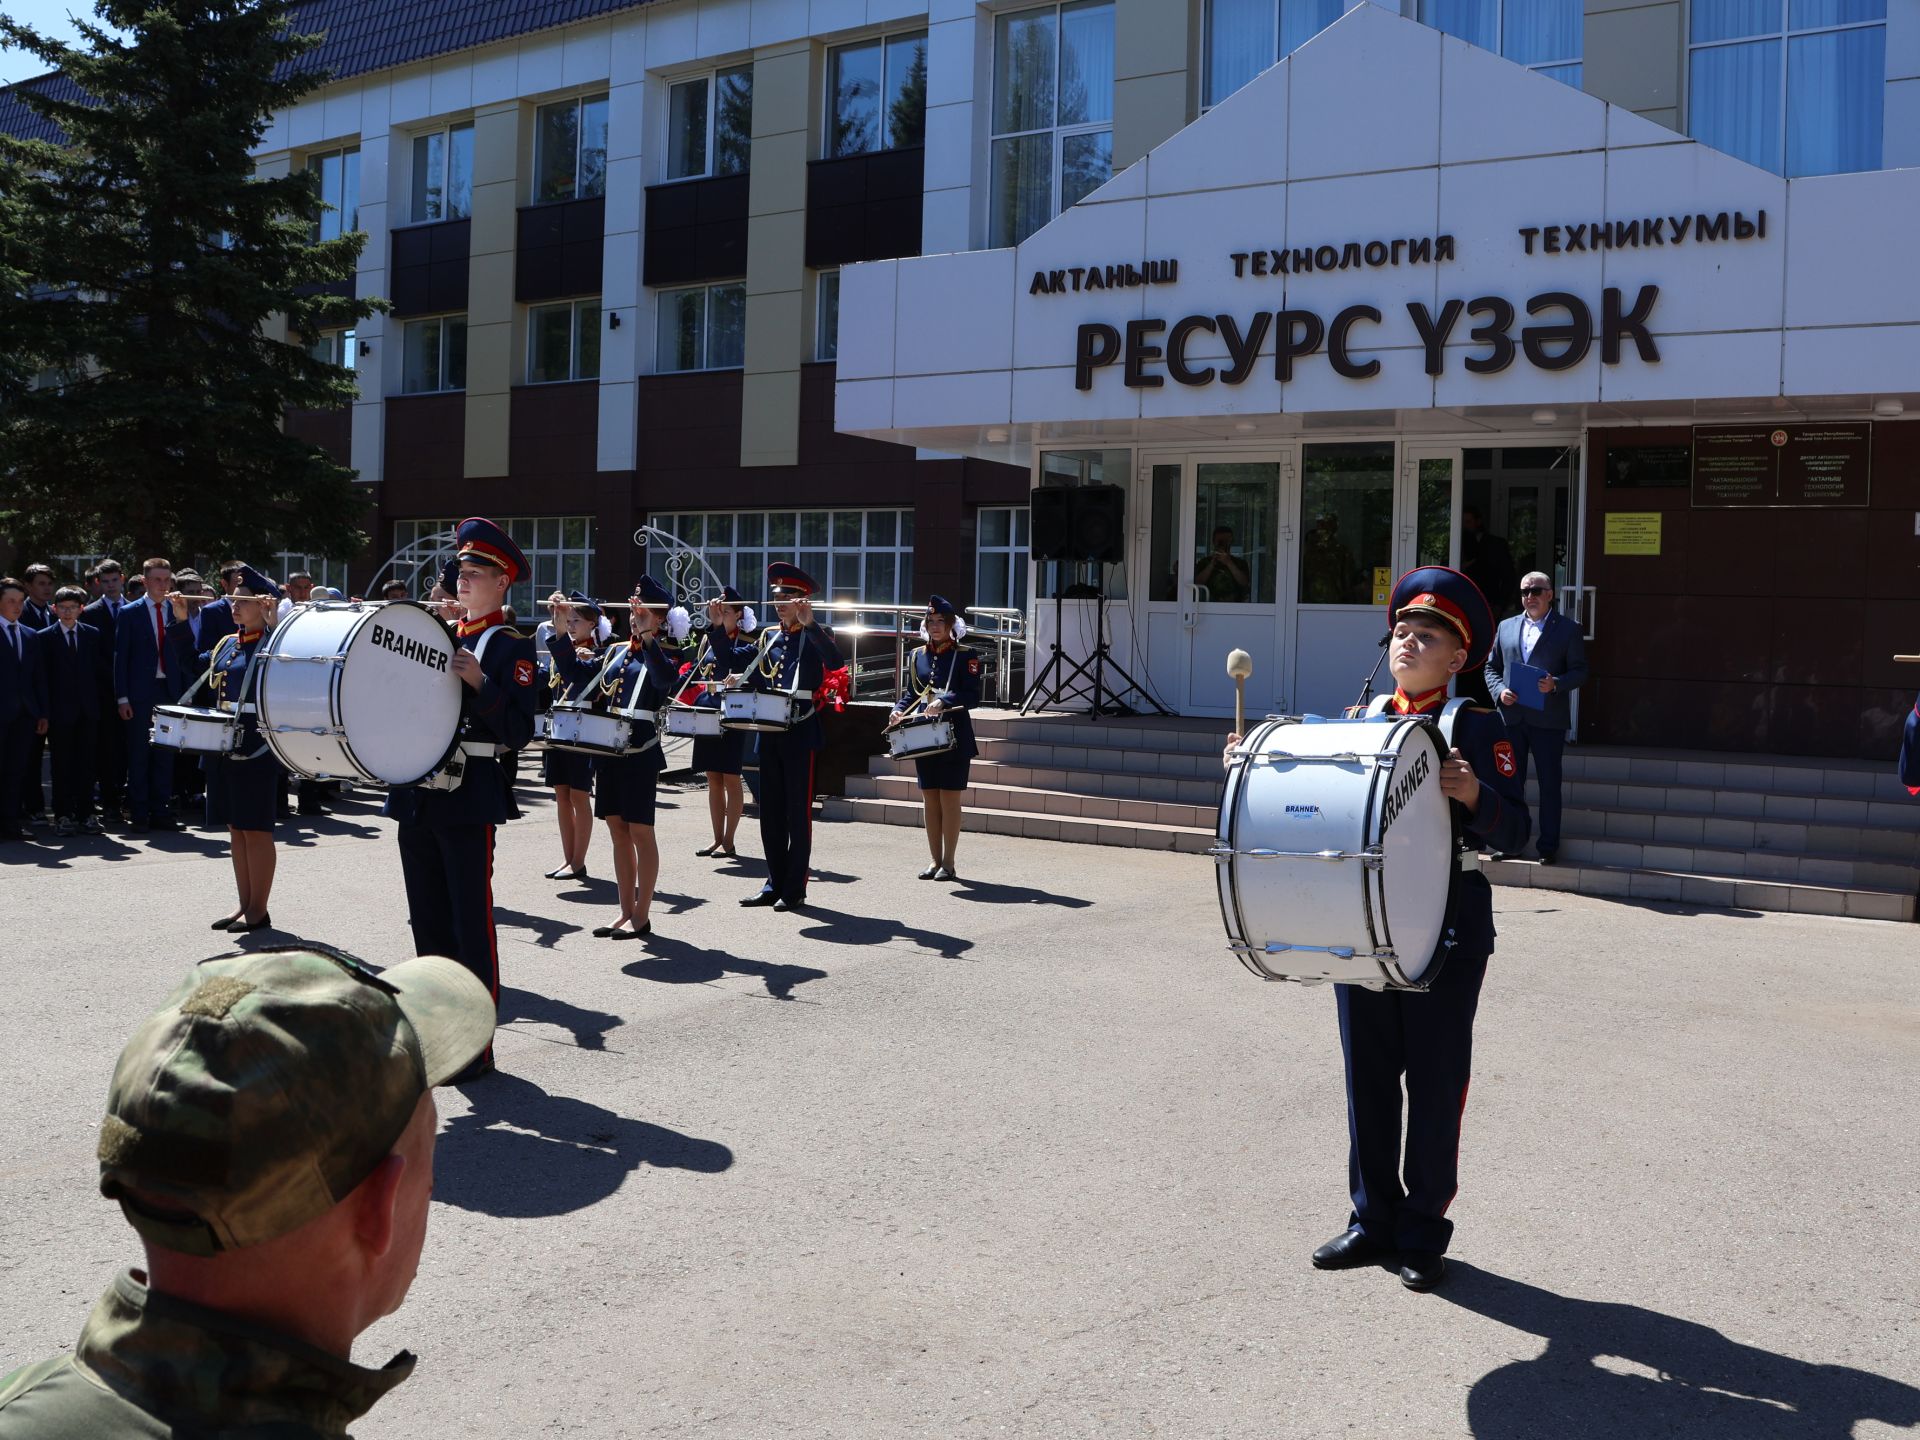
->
<box><xmin>0</xmin><ymin>0</ymin><xmax>384</xmax><ymax>568</ymax></box>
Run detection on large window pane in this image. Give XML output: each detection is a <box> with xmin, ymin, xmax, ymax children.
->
<box><xmin>667</xmin><ymin>78</ymin><xmax>709</xmax><ymax>179</ymax></box>
<box><xmin>990</xmin><ymin>134</ymin><xmax>1053</xmax><ymax>247</ymax></box>
<box><xmin>994</xmin><ymin>8</ymin><xmax>1057</xmax><ymax>134</ymax></box>
<box><xmin>1061</xmin><ymin>130</ymin><xmax>1113</xmax><ymax>210</ymax></box>
<box><xmin>1148</xmin><ymin>464</ymin><xmax>1180</xmax><ymax>602</ymax></box>
<box><xmin>1298</xmin><ymin>444</ymin><xmax>1394</xmax><ymax>606</ymax></box>
<box><xmin>657</xmin><ymin>288</ymin><xmax>706</xmax><ymax>371</ymax></box>
<box><xmin>447</xmin><ymin>123</ymin><xmax>473</xmax><ymax>218</ymax></box>
<box><xmin>574</xmin><ymin>301</ymin><xmax>601</xmax><ymax>379</ymax></box>
<box><xmin>402</xmin><ymin>319</ymin><xmax>441</xmax><ymax>393</ymax></box>
<box><xmin>1058</xmin><ymin>0</ymin><xmax>1114</xmax><ymax>126</ymax></box>
<box><xmin>1690</xmin><ymin>38</ymin><xmax>1783</xmax><ymax>172</ymax></box>
<box><xmin>715</xmin><ymin>65</ymin><xmax>753</xmax><ymax>176</ymax></box>
<box><xmin>829</xmin><ymin>40</ymin><xmax>882</xmax><ymax>156</ymax></box>
<box><xmin>1193</xmin><ymin>463</ymin><xmax>1279</xmax><ymax>606</ymax></box>
<box><xmin>528</xmin><ymin>304</ymin><xmax>573</xmax><ymax>383</ymax></box>
<box><xmin>885</xmin><ymin>32</ymin><xmax>928</xmax><ymax>147</ymax></box>
<box><xmin>444</xmin><ymin>318</ymin><xmax>467</xmax><ymax>390</ymax></box>
<box><xmin>1692</xmin><ymin>0</ymin><xmax>1783</xmax><ymax>42</ymax></box>
<box><xmin>1420</xmin><ymin>0</ymin><xmax>1497</xmax><ymax>49</ymax></box>
<box><xmin>1503</xmin><ymin>0</ymin><xmax>1581</xmax><ymax>64</ymax></box>
<box><xmin>412</xmin><ymin>131</ymin><xmax>444</xmax><ymax>222</ymax></box>
<box><xmin>1790</xmin><ymin>0</ymin><xmax>1883</xmax><ymax>24</ymax></box>
<box><xmin>1207</xmin><ymin>0</ymin><xmax>1274</xmax><ymax>107</ymax></box>
<box><xmin>535</xmin><ymin>100</ymin><xmax>580</xmax><ymax>202</ymax></box>
<box><xmin>1279</xmin><ymin>0</ymin><xmax>1342</xmax><ymax>57</ymax></box>
<box><xmin>1787</xmin><ymin>26</ymin><xmax>1883</xmax><ymax>176</ymax></box>
<box><xmin>341</xmin><ymin>149</ymin><xmax>360</xmax><ymax>234</ymax></box>
<box><xmin>578</xmin><ymin>94</ymin><xmax>609</xmax><ymax>198</ymax></box>
<box><xmin>1417</xmin><ymin>457</ymin><xmax>1455</xmax><ymax>568</ymax></box>
<box><xmin>707</xmin><ymin>283</ymin><xmax>746</xmax><ymax>368</ymax></box>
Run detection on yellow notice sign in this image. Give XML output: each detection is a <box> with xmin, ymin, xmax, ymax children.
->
<box><xmin>1604</xmin><ymin>513</ymin><xmax>1662</xmax><ymax>556</ymax></box>
<box><xmin>1372</xmin><ymin>566</ymin><xmax>1391</xmax><ymax>605</ymax></box>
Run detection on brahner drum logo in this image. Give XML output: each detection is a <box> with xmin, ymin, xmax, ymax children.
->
<box><xmin>1378</xmin><ymin>747</ymin><xmax>1433</xmax><ymax>837</ymax></box>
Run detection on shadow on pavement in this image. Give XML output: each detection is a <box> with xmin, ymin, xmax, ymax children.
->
<box><xmin>499</xmin><ymin>985</ymin><xmax>623</xmax><ymax>1051</ymax></box>
<box><xmin>435</xmin><ymin>1072</ymin><xmax>732</xmax><ymax>1218</ymax></box>
<box><xmin>621</xmin><ymin>933</ymin><xmax>826</xmax><ymax>1001</ymax></box>
<box><xmin>1440</xmin><ymin>1263</ymin><xmax>1920</xmax><ymax>1439</ymax></box>
<box><xmin>792</xmin><ymin>905</ymin><xmax>975</xmax><ymax>960</ymax></box>
<box><xmin>950</xmin><ymin>877</ymin><xmax>1093</xmax><ymax>909</ymax></box>
<box><xmin>494</xmin><ymin>905</ymin><xmax>585</xmax><ymax>949</ymax></box>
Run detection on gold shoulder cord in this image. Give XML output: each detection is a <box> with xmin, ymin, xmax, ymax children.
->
<box><xmin>753</xmin><ymin>627</ymin><xmax>784</xmax><ymax>682</ymax></box>
<box><xmin>597</xmin><ymin>641</ymin><xmax>633</xmax><ymax>702</ymax></box>
<box><xmin>206</xmin><ymin>633</ymin><xmax>240</xmax><ymax>708</ymax></box>
<box><xmin>910</xmin><ymin>645</ymin><xmax>961</xmax><ymax>705</ymax></box>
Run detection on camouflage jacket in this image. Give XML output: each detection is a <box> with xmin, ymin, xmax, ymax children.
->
<box><xmin>0</xmin><ymin>1270</ymin><xmax>412</xmax><ymax>1437</ymax></box>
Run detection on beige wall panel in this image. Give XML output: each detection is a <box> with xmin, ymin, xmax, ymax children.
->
<box><xmin>747</xmin><ymin>130</ymin><xmax>811</xmax><ymax>216</ymax></box>
<box><xmin>750</xmin><ymin>44</ymin><xmax>813</xmax><ymax>140</ymax></box>
<box><xmin>739</xmin><ymin>368</ymin><xmax>801</xmax><ymax>469</ymax></box>
<box><xmin>745</xmin><ymin>210</ymin><xmax>808</xmax><ymax>294</ymax></box>
<box><xmin>744</xmin><ymin>289</ymin><xmax>804</xmax><ymax>374</ymax></box>
<box><xmin>471</xmin><ymin>103</ymin><xmax>522</xmax><ymax>188</ymax></box>
<box><xmin>1115</xmin><ymin>0</ymin><xmax>1192</xmax><ymax>80</ymax></box>
<box><xmin>468</xmin><ymin>182</ymin><xmax>519</xmax><ymax>259</ymax></box>
<box><xmin>466</xmin><ymin>250</ymin><xmax>517</xmax><ymax>335</ymax></box>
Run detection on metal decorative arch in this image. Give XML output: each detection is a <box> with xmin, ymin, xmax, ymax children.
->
<box><xmin>365</xmin><ymin>529</ymin><xmax>459</xmax><ymax>599</ymax></box>
<box><xmin>634</xmin><ymin>524</ymin><xmax>730</xmax><ymax>631</ymax></box>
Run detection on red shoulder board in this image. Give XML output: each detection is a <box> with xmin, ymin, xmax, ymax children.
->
<box><xmin>967</xmin><ymin>656</ymin><xmax>982</xmax><ymax>676</ymax></box>
<box><xmin>1493</xmin><ymin>740</ymin><xmax>1516</xmax><ymax>778</ymax></box>
<box><xmin>513</xmin><ymin>658</ymin><xmax>535</xmax><ymax>687</ymax></box>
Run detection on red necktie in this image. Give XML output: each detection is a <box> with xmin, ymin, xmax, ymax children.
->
<box><xmin>154</xmin><ymin>602</ymin><xmax>166</xmax><ymax>677</ymax></box>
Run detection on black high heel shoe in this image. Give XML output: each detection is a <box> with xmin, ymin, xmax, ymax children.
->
<box><xmin>210</xmin><ymin>914</ymin><xmax>243</xmax><ymax>930</ymax></box>
<box><xmin>229</xmin><ymin>914</ymin><xmax>273</xmax><ymax>934</ymax></box>
<box><xmin>543</xmin><ymin>864</ymin><xmax>574</xmax><ymax>879</ymax></box>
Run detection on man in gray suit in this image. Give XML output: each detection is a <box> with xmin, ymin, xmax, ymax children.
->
<box><xmin>1484</xmin><ymin>571</ymin><xmax>1587</xmax><ymax>863</ymax></box>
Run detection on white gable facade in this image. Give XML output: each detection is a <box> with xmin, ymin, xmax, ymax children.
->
<box><xmin>832</xmin><ymin>4</ymin><xmax>1920</xmax><ymax>728</ymax></box>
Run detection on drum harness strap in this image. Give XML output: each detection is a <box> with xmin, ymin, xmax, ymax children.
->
<box><xmin>178</xmin><ymin>633</ymin><xmax>272</xmax><ymax>762</ymax></box>
<box><xmin>571</xmin><ymin>638</ymin><xmax>668</xmax><ymax>754</ymax></box>
<box><xmin>744</xmin><ymin>624</ymin><xmax>817</xmax><ymax>723</ymax></box>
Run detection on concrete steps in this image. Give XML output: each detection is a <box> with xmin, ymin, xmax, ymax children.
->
<box><xmin>817</xmin><ymin>710</ymin><xmax>1918</xmax><ymax>922</ymax></box>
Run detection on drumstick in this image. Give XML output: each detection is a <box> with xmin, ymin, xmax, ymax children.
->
<box><xmin>1896</xmin><ymin>654</ymin><xmax>1920</xmax><ymax>663</ymax></box>
<box><xmin>1226</xmin><ymin>649</ymin><xmax>1253</xmax><ymax>737</ymax></box>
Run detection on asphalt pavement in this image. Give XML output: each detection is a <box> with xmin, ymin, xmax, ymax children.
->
<box><xmin>2</xmin><ymin>780</ymin><xmax>1917</xmax><ymax>1438</ymax></box>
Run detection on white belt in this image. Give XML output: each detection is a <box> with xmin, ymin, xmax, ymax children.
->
<box><xmin>458</xmin><ymin>740</ymin><xmax>505</xmax><ymax>759</ymax></box>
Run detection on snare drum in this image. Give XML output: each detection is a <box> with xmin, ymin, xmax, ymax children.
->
<box><xmin>721</xmin><ymin>690</ymin><xmax>808</xmax><ymax>734</ymax></box>
<box><xmin>1214</xmin><ymin>715</ymin><xmax>1455</xmax><ymax>991</ymax></box>
<box><xmin>887</xmin><ymin>714</ymin><xmax>956</xmax><ymax>759</ymax></box>
<box><xmin>255</xmin><ymin>601</ymin><xmax>462</xmax><ymax>786</ymax></box>
<box><xmin>548</xmin><ymin>705</ymin><xmax>658</xmax><ymax>756</ymax></box>
<box><xmin>665</xmin><ymin>703</ymin><xmax>724</xmax><ymax>738</ymax></box>
<box><xmin>533</xmin><ymin>712</ymin><xmax>551</xmax><ymax>741</ymax></box>
<box><xmin>151</xmin><ymin>704</ymin><xmax>240</xmax><ymax>754</ymax></box>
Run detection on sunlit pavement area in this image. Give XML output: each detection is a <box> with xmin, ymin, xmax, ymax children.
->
<box><xmin>3</xmin><ymin>781</ymin><xmax>1917</xmax><ymax>1438</ymax></box>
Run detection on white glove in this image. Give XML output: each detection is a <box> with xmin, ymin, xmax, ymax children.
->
<box><xmin>665</xmin><ymin>605</ymin><xmax>692</xmax><ymax>641</ymax></box>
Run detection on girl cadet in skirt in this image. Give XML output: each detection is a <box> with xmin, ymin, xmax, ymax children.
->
<box><xmin>165</xmin><ymin>565</ymin><xmax>286</xmax><ymax>932</ymax></box>
<box><xmin>689</xmin><ymin>585</ymin><xmax>759</xmax><ymax>858</ymax></box>
<box><xmin>541</xmin><ymin>590</ymin><xmax>603</xmax><ymax>884</ymax></box>
<box><xmin>551</xmin><ymin>575</ymin><xmax>687</xmax><ymax>940</ymax></box>
<box><xmin>886</xmin><ymin>595</ymin><xmax>983</xmax><ymax>881</ymax></box>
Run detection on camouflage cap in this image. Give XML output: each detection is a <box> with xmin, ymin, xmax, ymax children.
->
<box><xmin>97</xmin><ymin>946</ymin><xmax>494</xmax><ymax>1257</ymax></box>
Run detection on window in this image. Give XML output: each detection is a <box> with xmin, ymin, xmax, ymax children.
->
<box><xmin>815</xmin><ymin>271</ymin><xmax>840</xmax><ymax>361</ymax></box>
<box><xmin>827</xmin><ymin>30</ymin><xmax>929</xmax><ymax>156</ymax></box>
<box><xmin>646</xmin><ymin>509</ymin><xmax>915</xmax><ymax>612</ymax></box>
<box><xmin>411</xmin><ymin>122</ymin><xmax>474</xmax><ymax>222</ymax></box>
<box><xmin>534</xmin><ymin>93</ymin><xmax>610</xmax><ymax>203</ymax></box>
<box><xmin>655</xmin><ymin>282</ymin><xmax>746</xmax><ymax>372</ymax></box>
<box><xmin>990</xmin><ymin>1</ymin><xmax>1114</xmax><ymax>247</ymax></box>
<box><xmin>401</xmin><ymin>315</ymin><xmax>468</xmax><ymax>394</ymax></box>
<box><xmin>975</xmin><ymin>507</ymin><xmax>1030</xmax><ymax>611</ymax></box>
<box><xmin>1298</xmin><ymin>442</ymin><xmax>1395</xmax><ymax>606</ymax></box>
<box><xmin>1418</xmin><ymin>0</ymin><xmax>1583</xmax><ymax>87</ymax></box>
<box><xmin>1205</xmin><ymin>0</ymin><xmax>1344</xmax><ymax>106</ymax></box>
<box><xmin>527</xmin><ymin>300</ymin><xmax>602</xmax><ymax>383</ymax></box>
<box><xmin>666</xmin><ymin>65</ymin><xmax>753</xmax><ymax>180</ymax></box>
<box><xmin>307</xmin><ymin>146</ymin><xmax>361</xmax><ymax>242</ymax></box>
<box><xmin>1688</xmin><ymin>1</ymin><xmax>1884</xmax><ymax>176</ymax></box>
<box><xmin>274</xmin><ymin>552</ymin><xmax>351</xmax><ymax>595</ymax></box>
<box><xmin>307</xmin><ymin>328</ymin><xmax>357</xmax><ymax>372</ymax></box>
<box><xmin>393</xmin><ymin>516</ymin><xmax>595</xmax><ymax>618</ymax></box>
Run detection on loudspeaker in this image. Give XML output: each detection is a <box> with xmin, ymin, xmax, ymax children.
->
<box><xmin>1029</xmin><ymin>483</ymin><xmax>1126</xmax><ymax>565</ymax></box>
<box><xmin>1030</xmin><ymin>486</ymin><xmax>1075</xmax><ymax>561</ymax></box>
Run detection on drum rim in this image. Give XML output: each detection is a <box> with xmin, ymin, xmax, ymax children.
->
<box><xmin>1368</xmin><ymin>717</ymin><xmax>1451</xmax><ymax>990</ymax></box>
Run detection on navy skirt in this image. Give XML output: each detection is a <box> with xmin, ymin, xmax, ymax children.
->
<box><xmin>208</xmin><ymin>751</ymin><xmax>282</xmax><ymax>833</ymax></box>
<box><xmin>914</xmin><ymin>753</ymin><xmax>972</xmax><ymax>793</ymax></box>
<box><xmin>543</xmin><ymin>746</ymin><xmax>594</xmax><ymax>790</ymax></box>
<box><xmin>594</xmin><ymin>749</ymin><xmax>664</xmax><ymax>825</ymax></box>
<box><xmin>691</xmin><ymin>728</ymin><xmax>747</xmax><ymax>776</ymax></box>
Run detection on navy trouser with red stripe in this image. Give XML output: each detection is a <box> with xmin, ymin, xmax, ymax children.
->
<box><xmin>1335</xmin><ymin>949</ymin><xmax>1489</xmax><ymax>1254</ymax></box>
<box><xmin>756</xmin><ymin>734</ymin><xmax>817</xmax><ymax>903</ymax></box>
<box><xmin>397</xmin><ymin>821</ymin><xmax>500</xmax><ymax>1056</ymax></box>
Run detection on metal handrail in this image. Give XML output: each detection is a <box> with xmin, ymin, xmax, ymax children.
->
<box><xmin>809</xmin><ymin>602</ymin><xmax>1028</xmax><ymax>706</ymax></box>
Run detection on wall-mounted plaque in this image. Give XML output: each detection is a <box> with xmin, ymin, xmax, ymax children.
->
<box><xmin>1692</xmin><ymin>423</ymin><xmax>1871</xmax><ymax>508</ymax></box>
<box><xmin>1605</xmin><ymin>445</ymin><xmax>1692</xmax><ymax>488</ymax></box>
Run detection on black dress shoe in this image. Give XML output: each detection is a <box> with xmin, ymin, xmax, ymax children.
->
<box><xmin>609</xmin><ymin>921</ymin><xmax>650</xmax><ymax>941</ymax></box>
<box><xmin>1400</xmin><ymin>1251</ymin><xmax>1447</xmax><ymax>1291</ymax></box>
<box><xmin>917</xmin><ymin>864</ymin><xmax>940</xmax><ymax>879</ymax></box>
<box><xmin>210</xmin><ymin>915</ymin><xmax>242</xmax><ymax>931</ymax></box>
<box><xmin>773</xmin><ymin>897</ymin><xmax>805</xmax><ymax>914</ymax></box>
<box><xmin>228</xmin><ymin>914</ymin><xmax>273</xmax><ymax>934</ymax></box>
<box><xmin>591</xmin><ymin>924</ymin><xmax>615</xmax><ymax>938</ymax></box>
<box><xmin>739</xmin><ymin>890</ymin><xmax>779</xmax><ymax>907</ymax></box>
<box><xmin>1537</xmin><ymin>851</ymin><xmax>1556</xmax><ymax>866</ymax></box>
<box><xmin>1311</xmin><ymin>1226</ymin><xmax>1394</xmax><ymax>1271</ymax></box>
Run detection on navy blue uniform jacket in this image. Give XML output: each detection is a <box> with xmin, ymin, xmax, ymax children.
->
<box><xmin>165</xmin><ymin>625</ymin><xmax>269</xmax><ymax>756</ymax></box>
<box><xmin>112</xmin><ymin>598</ymin><xmax>183</xmax><ymax>710</ymax></box>
<box><xmin>1435</xmin><ymin>705</ymin><xmax>1532</xmax><ymax>959</ymax></box>
<box><xmin>0</xmin><ymin>622</ymin><xmax>43</xmax><ymax>726</ymax></box>
<box><xmin>32</xmin><ymin>623</ymin><xmax>107</xmax><ymax>725</ymax></box>
<box><xmin>386</xmin><ymin>624</ymin><xmax>538</xmax><ymax>827</ymax></box>
<box><xmin>895</xmin><ymin>643</ymin><xmax>983</xmax><ymax>761</ymax></box>
<box><xmin>744</xmin><ymin>622</ymin><xmax>845</xmax><ymax>752</ymax></box>
<box><xmin>687</xmin><ymin>627</ymin><xmax>759</xmax><ymax>701</ymax></box>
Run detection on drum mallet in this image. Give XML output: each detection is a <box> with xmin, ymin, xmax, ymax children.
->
<box><xmin>1227</xmin><ymin>649</ymin><xmax>1254</xmax><ymax>737</ymax></box>
<box><xmin>1896</xmin><ymin>655</ymin><xmax>1920</xmax><ymax>664</ymax></box>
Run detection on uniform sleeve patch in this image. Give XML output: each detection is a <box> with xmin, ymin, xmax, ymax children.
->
<box><xmin>967</xmin><ymin>656</ymin><xmax>982</xmax><ymax>676</ymax></box>
<box><xmin>1493</xmin><ymin>740</ymin><xmax>1516</xmax><ymax>778</ymax></box>
<box><xmin>513</xmin><ymin>659</ymin><xmax>535</xmax><ymax>687</ymax></box>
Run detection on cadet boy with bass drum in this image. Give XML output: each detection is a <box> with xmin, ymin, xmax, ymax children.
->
<box><xmin>1224</xmin><ymin>566</ymin><xmax>1530</xmax><ymax>1292</ymax></box>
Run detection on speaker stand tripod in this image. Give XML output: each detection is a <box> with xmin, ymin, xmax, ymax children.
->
<box><xmin>1021</xmin><ymin>588</ymin><xmax>1172</xmax><ymax>720</ymax></box>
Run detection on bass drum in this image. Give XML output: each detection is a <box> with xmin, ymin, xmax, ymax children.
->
<box><xmin>1214</xmin><ymin>715</ymin><xmax>1455</xmax><ymax>991</ymax></box>
<box><xmin>255</xmin><ymin>601</ymin><xmax>463</xmax><ymax>786</ymax></box>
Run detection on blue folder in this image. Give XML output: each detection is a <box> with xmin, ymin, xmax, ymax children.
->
<box><xmin>1506</xmin><ymin>660</ymin><xmax>1549</xmax><ymax>710</ymax></box>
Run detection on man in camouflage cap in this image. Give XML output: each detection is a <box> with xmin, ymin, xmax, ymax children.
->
<box><xmin>0</xmin><ymin>946</ymin><xmax>495</xmax><ymax>1437</ymax></box>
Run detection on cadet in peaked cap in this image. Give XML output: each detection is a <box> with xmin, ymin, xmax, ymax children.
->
<box><xmin>383</xmin><ymin>516</ymin><xmax>539</xmax><ymax>1080</ymax></box>
<box><xmin>887</xmin><ymin>595</ymin><xmax>983</xmax><ymax>880</ymax></box>
<box><xmin>540</xmin><ymin>590</ymin><xmax>605</xmax><ymax>885</ymax></box>
<box><xmin>0</xmin><ymin>946</ymin><xmax>493</xmax><ymax>1438</ymax></box>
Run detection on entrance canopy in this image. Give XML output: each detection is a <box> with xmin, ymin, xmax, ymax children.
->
<box><xmin>835</xmin><ymin>4</ymin><xmax>1920</xmax><ymax>467</ymax></box>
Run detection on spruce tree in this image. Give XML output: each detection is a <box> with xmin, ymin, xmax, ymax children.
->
<box><xmin>0</xmin><ymin>0</ymin><xmax>383</xmax><ymax>568</ymax></box>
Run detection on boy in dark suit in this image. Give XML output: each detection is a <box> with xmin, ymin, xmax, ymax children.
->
<box><xmin>0</xmin><ymin>577</ymin><xmax>46</xmax><ymax>842</ymax></box>
<box><xmin>81</xmin><ymin>561</ymin><xmax>130</xmax><ymax>820</ymax></box>
<box><xmin>32</xmin><ymin>585</ymin><xmax>107</xmax><ymax>835</ymax></box>
<box><xmin>112</xmin><ymin>557</ymin><xmax>183</xmax><ymax>834</ymax></box>
<box><xmin>1483</xmin><ymin>571</ymin><xmax>1588</xmax><ymax>863</ymax></box>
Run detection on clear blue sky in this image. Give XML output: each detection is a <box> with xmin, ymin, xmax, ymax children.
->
<box><xmin>0</xmin><ymin>0</ymin><xmax>124</xmax><ymax>87</ymax></box>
